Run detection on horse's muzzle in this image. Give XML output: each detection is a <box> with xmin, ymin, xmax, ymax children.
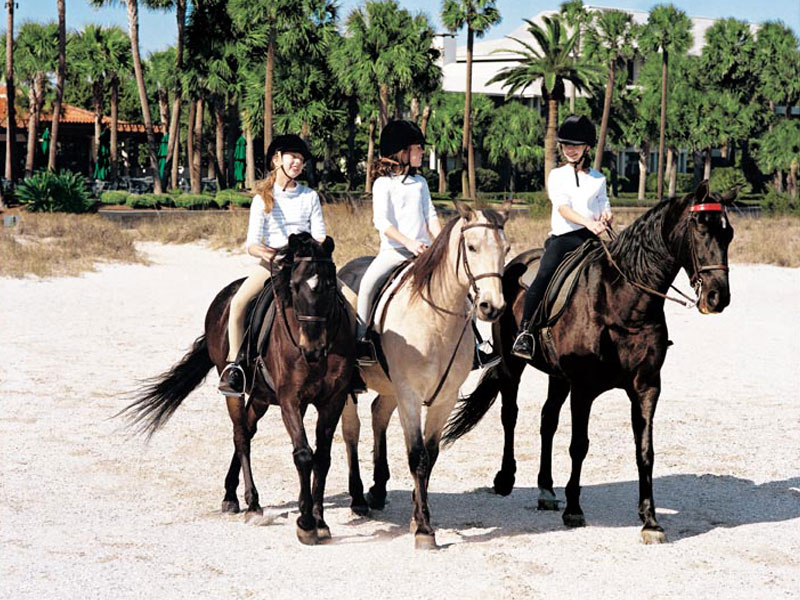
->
<box><xmin>698</xmin><ymin>281</ymin><xmax>730</xmax><ymax>314</ymax></box>
<box><xmin>477</xmin><ymin>300</ymin><xmax>506</xmax><ymax>322</ymax></box>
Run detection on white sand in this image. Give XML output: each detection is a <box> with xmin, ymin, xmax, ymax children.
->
<box><xmin>1</xmin><ymin>242</ymin><xmax>799</xmax><ymax>600</ymax></box>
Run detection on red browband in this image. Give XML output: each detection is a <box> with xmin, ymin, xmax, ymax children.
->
<box><xmin>690</xmin><ymin>203</ymin><xmax>724</xmax><ymax>212</ymax></box>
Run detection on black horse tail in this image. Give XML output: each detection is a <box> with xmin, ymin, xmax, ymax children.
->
<box><xmin>441</xmin><ymin>362</ymin><xmax>504</xmax><ymax>447</ymax></box>
<box><xmin>118</xmin><ymin>334</ymin><xmax>214</xmax><ymax>438</ymax></box>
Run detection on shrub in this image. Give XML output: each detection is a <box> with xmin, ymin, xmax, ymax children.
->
<box><xmin>761</xmin><ymin>188</ymin><xmax>798</xmax><ymax>216</ymax></box>
<box><xmin>100</xmin><ymin>190</ymin><xmax>130</xmax><ymax>205</ymax></box>
<box><xmin>126</xmin><ymin>193</ymin><xmax>160</xmax><ymax>209</ymax></box>
<box><xmin>645</xmin><ymin>172</ymin><xmax>697</xmax><ymax>195</ymax></box>
<box><xmin>15</xmin><ymin>170</ymin><xmax>93</xmax><ymax>213</ymax></box>
<box><xmin>215</xmin><ymin>189</ymin><xmax>249</xmax><ymax>209</ymax></box>
<box><xmin>175</xmin><ymin>193</ymin><xmax>214</xmax><ymax>209</ymax></box>
<box><xmin>419</xmin><ymin>167</ymin><xmax>439</xmax><ymax>192</ymax></box>
<box><xmin>475</xmin><ymin>167</ymin><xmax>502</xmax><ymax>192</ymax></box>
<box><xmin>710</xmin><ymin>167</ymin><xmax>752</xmax><ymax>195</ymax></box>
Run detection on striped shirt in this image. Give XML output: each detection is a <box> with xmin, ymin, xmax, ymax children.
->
<box><xmin>372</xmin><ymin>174</ymin><xmax>437</xmax><ymax>251</ymax></box>
<box><xmin>245</xmin><ymin>184</ymin><xmax>326</xmax><ymax>250</ymax></box>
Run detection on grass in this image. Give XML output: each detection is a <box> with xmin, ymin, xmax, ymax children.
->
<box><xmin>1</xmin><ymin>205</ymin><xmax>797</xmax><ymax>279</ymax></box>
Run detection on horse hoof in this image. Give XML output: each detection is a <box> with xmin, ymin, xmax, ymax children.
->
<box><xmin>640</xmin><ymin>528</ymin><xmax>667</xmax><ymax>545</ymax></box>
<box><xmin>316</xmin><ymin>526</ymin><xmax>332</xmax><ymax>542</ymax></box>
<box><xmin>297</xmin><ymin>525</ymin><xmax>319</xmax><ymax>546</ymax></box>
<box><xmin>414</xmin><ymin>533</ymin><xmax>438</xmax><ymax>550</ymax></box>
<box><xmin>409</xmin><ymin>517</ymin><xmax>417</xmax><ymax>534</ymax></box>
<box><xmin>365</xmin><ymin>492</ymin><xmax>386</xmax><ymax>510</ymax></box>
<box><xmin>493</xmin><ymin>471</ymin><xmax>515</xmax><ymax>496</ymax></box>
<box><xmin>537</xmin><ymin>489</ymin><xmax>559</xmax><ymax>511</ymax></box>
<box><xmin>351</xmin><ymin>501</ymin><xmax>370</xmax><ymax>517</ymax></box>
<box><xmin>563</xmin><ymin>512</ymin><xmax>585</xmax><ymax>528</ymax></box>
<box><xmin>244</xmin><ymin>508</ymin><xmax>264</xmax><ymax>524</ymax></box>
<box><xmin>221</xmin><ymin>500</ymin><xmax>240</xmax><ymax>514</ymax></box>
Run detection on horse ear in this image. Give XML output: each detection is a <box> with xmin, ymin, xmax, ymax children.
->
<box><xmin>498</xmin><ymin>199</ymin><xmax>512</xmax><ymax>225</ymax></box>
<box><xmin>693</xmin><ymin>180</ymin><xmax>710</xmax><ymax>203</ymax></box>
<box><xmin>287</xmin><ymin>233</ymin><xmax>300</xmax><ymax>250</ymax></box>
<box><xmin>453</xmin><ymin>199</ymin><xmax>475</xmax><ymax>222</ymax></box>
<box><xmin>321</xmin><ymin>235</ymin><xmax>335</xmax><ymax>256</ymax></box>
<box><xmin>719</xmin><ymin>187</ymin><xmax>739</xmax><ymax>205</ymax></box>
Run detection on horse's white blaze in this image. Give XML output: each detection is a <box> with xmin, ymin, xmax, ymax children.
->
<box><xmin>306</xmin><ymin>274</ymin><xmax>319</xmax><ymax>290</ymax></box>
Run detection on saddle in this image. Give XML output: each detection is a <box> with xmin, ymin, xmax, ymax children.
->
<box><xmin>239</xmin><ymin>279</ymin><xmax>277</xmax><ymax>394</ymax></box>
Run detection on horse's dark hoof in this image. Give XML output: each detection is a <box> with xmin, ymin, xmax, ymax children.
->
<box><xmin>537</xmin><ymin>488</ymin><xmax>559</xmax><ymax>511</ymax></box>
<box><xmin>297</xmin><ymin>525</ymin><xmax>319</xmax><ymax>545</ymax></box>
<box><xmin>414</xmin><ymin>532</ymin><xmax>438</xmax><ymax>550</ymax></box>
<box><xmin>493</xmin><ymin>470</ymin><xmax>515</xmax><ymax>496</ymax></box>
<box><xmin>641</xmin><ymin>527</ymin><xmax>667</xmax><ymax>545</ymax></box>
<box><xmin>221</xmin><ymin>500</ymin><xmax>240</xmax><ymax>514</ymax></box>
<box><xmin>365</xmin><ymin>491</ymin><xmax>386</xmax><ymax>510</ymax></box>
<box><xmin>244</xmin><ymin>508</ymin><xmax>263</xmax><ymax>524</ymax></box>
<box><xmin>562</xmin><ymin>512</ymin><xmax>585</xmax><ymax>528</ymax></box>
<box><xmin>350</xmin><ymin>501</ymin><xmax>369</xmax><ymax>517</ymax></box>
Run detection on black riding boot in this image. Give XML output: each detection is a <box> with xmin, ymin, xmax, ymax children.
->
<box><xmin>511</xmin><ymin>320</ymin><xmax>535</xmax><ymax>360</ymax></box>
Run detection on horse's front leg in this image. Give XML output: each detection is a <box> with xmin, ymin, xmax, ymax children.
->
<box><xmin>494</xmin><ymin>358</ymin><xmax>526</xmax><ymax>496</ymax></box>
<box><xmin>626</xmin><ymin>375</ymin><xmax>667</xmax><ymax>544</ymax></box>
<box><xmin>366</xmin><ymin>394</ymin><xmax>396</xmax><ymax>510</ymax></box>
<box><xmin>279</xmin><ymin>396</ymin><xmax>316</xmax><ymax>545</ymax></box>
<box><xmin>310</xmin><ymin>394</ymin><xmax>346</xmax><ymax>543</ymax></box>
<box><xmin>341</xmin><ymin>395</ymin><xmax>369</xmax><ymax>516</ymax></box>
<box><xmin>537</xmin><ymin>376</ymin><xmax>570</xmax><ymax>510</ymax></box>
<box><xmin>223</xmin><ymin>395</ymin><xmax>266</xmax><ymax>519</ymax></box>
<box><xmin>562</xmin><ymin>386</ymin><xmax>597</xmax><ymax>528</ymax></box>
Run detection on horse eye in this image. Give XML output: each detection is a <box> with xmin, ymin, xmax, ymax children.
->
<box><xmin>467</xmin><ymin>244</ymin><xmax>477</xmax><ymax>252</ymax></box>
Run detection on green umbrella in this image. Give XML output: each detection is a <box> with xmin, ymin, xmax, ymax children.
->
<box><xmin>233</xmin><ymin>135</ymin><xmax>246</xmax><ymax>187</ymax></box>
<box><xmin>93</xmin><ymin>129</ymin><xmax>111</xmax><ymax>181</ymax></box>
<box><xmin>40</xmin><ymin>128</ymin><xmax>50</xmax><ymax>158</ymax></box>
<box><xmin>157</xmin><ymin>134</ymin><xmax>169</xmax><ymax>178</ymax></box>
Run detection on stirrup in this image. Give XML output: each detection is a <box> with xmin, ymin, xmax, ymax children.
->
<box><xmin>218</xmin><ymin>363</ymin><xmax>246</xmax><ymax>397</ymax></box>
<box><xmin>356</xmin><ymin>338</ymin><xmax>377</xmax><ymax>366</ymax></box>
<box><xmin>511</xmin><ymin>331</ymin><xmax>535</xmax><ymax>360</ymax></box>
<box><xmin>474</xmin><ymin>339</ymin><xmax>501</xmax><ymax>369</ymax></box>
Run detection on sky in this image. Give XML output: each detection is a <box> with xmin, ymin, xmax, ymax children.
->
<box><xmin>5</xmin><ymin>0</ymin><xmax>800</xmax><ymax>57</ymax></box>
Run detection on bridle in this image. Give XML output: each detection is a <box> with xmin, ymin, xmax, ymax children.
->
<box><xmin>686</xmin><ymin>202</ymin><xmax>729</xmax><ymax>291</ymax></box>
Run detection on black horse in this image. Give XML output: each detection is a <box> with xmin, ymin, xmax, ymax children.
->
<box><xmin>120</xmin><ymin>233</ymin><xmax>355</xmax><ymax>545</ymax></box>
<box><xmin>443</xmin><ymin>181</ymin><xmax>736</xmax><ymax>543</ymax></box>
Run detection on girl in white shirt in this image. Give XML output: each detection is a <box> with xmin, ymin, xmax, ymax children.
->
<box><xmin>512</xmin><ymin>115</ymin><xmax>613</xmax><ymax>359</ymax></box>
<box><xmin>355</xmin><ymin>120</ymin><xmax>441</xmax><ymax>363</ymax></box>
<box><xmin>219</xmin><ymin>134</ymin><xmax>326</xmax><ymax>396</ymax></box>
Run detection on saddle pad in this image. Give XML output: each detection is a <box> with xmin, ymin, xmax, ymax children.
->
<box><xmin>244</xmin><ymin>279</ymin><xmax>276</xmax><ymax>364</ymax></box>
<box><xmin>372</xmin><ymin>262</ymin><xmax>414</xmax><ymax>333</ymax></box>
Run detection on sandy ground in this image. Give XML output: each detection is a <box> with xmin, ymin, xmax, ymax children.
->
<box><xmin>1</xmin><ymin>241</ymin><xmax>799</xmax><ymax>600</ymax></box>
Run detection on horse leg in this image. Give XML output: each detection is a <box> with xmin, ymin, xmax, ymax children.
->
<box><xmin>223</xmin><ymin>395</ymin><xmax>266</xmax><ymax>519</ymax></box>
<box><xmin>310</xmin><ymin>396</ymin><xmax>345</xmax><ymax>543</ymax></box>
<box><xmin>627</xmin><ymin>379</ymin><xmax>667</xmax><ymax>544</ymax></box>
<box><xmin>366</xmin><ymin>394</ymin><xmax>397</xmax><ymax>510</ymax></box>
<box><xmin>341</xmin><ymin>395</ymin><xmax>369</xmax><ymax>516</ymax></box>
<box><xmin>562</xmin><ymin>387</ymin><xmax>596</xmax><ymax>528</ymax></box>
<box><xmin>280</xmin><ymin>400</ymin><xmax>317</xmax><ymax>545</ymax></box>
<box><xmin>537</xmin><ymin>376</ymin><xmax>570</xmax><ymax>510</ymax></box>
<box><xmin>494</xmin><ymin>360</ymin><xmax>526</xmax><ymax>496</ymax></box>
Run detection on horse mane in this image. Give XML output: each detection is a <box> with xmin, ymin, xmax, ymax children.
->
<box><xmin>404</xmin><ymin>207</ymin><xmax>506</xmax><ymax>300</ymax></box>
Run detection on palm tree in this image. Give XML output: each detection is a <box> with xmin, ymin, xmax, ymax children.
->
<box><xmin>484</xmin><ymin>100</ymin><xmax>543</xmax><ymax>193</ymax></box>
<box><xmin>559</xmin><ymin>0</ymin><xmax>591</xmax><ymax>113</ymax></box>
<box><xmin>488</xmin><ymin>15</ymin><xmax>599</xmax><ymax>185</ymax></box>
<box><xmin>104</xmin><ymin>27</ymin><xmax>131</xmax><ymax>183</ymax></box>
<box><xmin>638</xmin><ymin>3</ymin><xmax>692</xmax><ymax>200</ymax></box>
<box><xmin>583</xmin><ymin>9</ymin><xmax>636</xmax><ymax>171</ymax></box>
<box><xmin>47</xmin><ymin>0</ymin><xmax>66</xmax><ymax>171</ymax></box>
<box><xmin>441</xmin><ymin>0</ymin><xmax>501</xmax><ymax>199</ymax></box>
<box><xmin>426</xmin><ymin>91</ymin><xmax>465</xmax><ymax>193</ymax></box>
<box><xmin>70</xmin><ymin>26</ymin><xmax>110</xmax><ymax>171</ymax></box>
<box><xmin>3</xmin><ymin>0</ymin><xmax>16</xmax><ymax>191</ymax></box>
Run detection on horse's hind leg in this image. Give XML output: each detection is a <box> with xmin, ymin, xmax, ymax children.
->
<box><xmin>494</xmin><ymin>359</ymin><xmax>526</xmax><ymax>496</ymax></box>
<box><xmin>310</xmin><ymin>395</ymin><xmax>346</xmax><ymax>542</ymax></box>
<box><xmin>223</xmin><ymin>395</ymin><xmax>267</xmax><ymax>518</ymax></box>
<box><xmin>366</xmin><ymin>394</ymin><xmax>396</xmax><ymax>510</ymax></box>
<box><xmin>341</xmin><ymin>395</ymin><xmax>369</xmax><ymax>516</ymax></box>
<box><xmin>562</xmin><ymin>386</ymin><xmax>597</xmax><ymax>528</ymax></box>
<box><xmin>537</xmin><ymin>376</ymin><xmax>570</xmax><ymax>510</ymax></box>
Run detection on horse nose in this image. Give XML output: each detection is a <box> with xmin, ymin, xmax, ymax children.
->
<box><xmin>302</xmin><ymin>347</ymin><xmax>326</xmax><ymax>364</ymax></box>
<box><xmin>477</xmin><ymin>300</ymin><xmax>505</xmax><ymax>322</ymax></box>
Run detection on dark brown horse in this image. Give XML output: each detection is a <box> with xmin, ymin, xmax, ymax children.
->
<box><xmin>120</xmin><ymin>232</ymin><xmax>355</xmax><ymax>545</ymax></box>
<box><xmin>443</xmin><ymin>181</ymin><xmax>736</xmax><ymax>543</ymax></box>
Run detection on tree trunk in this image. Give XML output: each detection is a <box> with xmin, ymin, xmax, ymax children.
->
<box><xmin>110</xmin><ymin>79</ymin><xmax>119</xmax><ymax>182</ymax></box>
<box><xmin>207</xmin><ymin>140</ymin><xmax>214</xmax><ymax>179</ymax></box>
<box><xmin>789</xmin><ymin>159</ymin><xmax>798</xmax><ymax>199</ymax></box>
<box><xmin>365</xmin><ymin>116</ymin><xmax>375</xmax><ymax>193</ymax></box>
<box><xmin>345</xmin><ymin>96</ymin><xmax>357</xmax><ymax>190</ymax></box>
<box><xmin>656</xmin><ymin>49</ymin><xmax>668</xmax><ymax>201</ymax></box>
<box><xmin>4</xmin><ymin>0</ymin><xmax>16</xmax><ymax>185</ymax></box>
<box><xmin>410</xmin><ymin>97</ymin><xmax>420</xmax><ymax>122</ymax></box>
<box><xmin>187</xmin><ymin>99</ymin><xmax>196</xmax><ymax>190</ymax></box>
<box><xmin>264</xmin><ymin>39</ymin><xmax>274</xmax><ymax>164</ymax></box>
<box><xmin>419</xmin><ymin>104</ymin><xmax>431</xmax><ymax>135</ymax></box>
<box><xmin>593</xmin><ymin>61</ymin><xmax>615</xmax><ymax>171</ymax></box>
<box><xmin>463</xmin><ymin>26</ymin><xmax>475</xmax><ymax>199</ymax></box>
<box><xmin>245</xmin><ymin>125</ymin><xmax>255</xmax><ymax>189</ymax></box>
<box><xmin>48</xmin><ymin>0</ymin><xmax>66</xmax><ymax>171</ymax></box>
<box><xmin>378</xmin><ymin>84</ymin><xmax>390</xmax><ymax>128</ymax></box>
<box><xmin>170</xmin><ymin>126</ymin><xmax>180</xmax><ymax>190</ymax></box>
<box><xmin>92</xmin><ymin>82</ymin><xmax>103</xmax><ymax>166</ymax></box>
<box><xmin>668</xmin><ymin>148</ymin><xmax>678</xmax><ymax>198</ymax></box>
<box><xmin>637</xmin><ymin>142</ymin><xmax>648</xmax><ymax>200</ymax></box>
<box><xmin>192</xmin><ymin>97</ymin><xmax>203</xmax><ymax>194</ymax></box>
<box><xmin>773</xmin><ymin>171</ymin><xmax>784</xmax><ymax>194</ymax></box>
<box><xmin>215</xmin><ymin>99</ymin><xmax>225</xmax><ymax>188</ymax></box>
<box><xmin>693</xmin><ymin>149</ymin><xmax>704</xmax><ymax>187</ymax></box>
<box><xmin>24</xmin><ymin>74</ymin><xmax>44</xmax><ymax>177</ymax></box>
<box><xmin>161</xmin><ymin>0</ymin><xmax>185</xmax><ymax>191</ymax></box>
<box><xmin>704</xmin><ymin>146</ymin><xmax>712</xmax><ymax>181</ymax></box>
<box><xmin>157</xmin><ymin>89</ymin><xmax>169</xmax><ymax>127</ymax></box>
<box><xmin>438</xmin><ymin>152</ymin><xmax>447</xmax><ymax>194</ymax></box>
<box><xmin>126</xmin><ymin>0</ymin><xmax>162</xmax><ymax>194</ymax></box>
<box><xmin>544</xmin><ymin>95</ymin><xmax>558</xmax><ymax>188</ymax></box>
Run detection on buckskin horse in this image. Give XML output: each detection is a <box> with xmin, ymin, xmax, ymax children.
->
<box><xmin>443</xmin><ymin>181</ymin><xmax>735</xmax><ymax>543</ymax></box>
<box><xmin>120</xmin><ymin>233</ymin><xmax>354</xmax><ymax>545</ymax></box>
<box><xmin>338</xmin><ymin>201</ymin><xmax>509</xmax><ymax>549</ymax></box>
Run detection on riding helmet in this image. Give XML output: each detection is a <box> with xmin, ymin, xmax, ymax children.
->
<box><xmin>556</xmin><ymin>115</ymin><xmax>596</xmax><ymax>147</ymax></box>
<box><xmin>266</xmin><ymin>134</ymin><xmax>312</xmax><ymax>167</ymax></box>
<box><xmin>379</xmin><ymin>120</ymin><xmax>426</xmax><ymax>158</ymax></box>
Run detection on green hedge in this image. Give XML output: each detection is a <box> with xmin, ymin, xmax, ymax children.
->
<box><xmin>15</xmin><ymin>170</ymin><xmax>93</xmax><ymax>213</ymax></box>
<box><xmin>215</xmin><ymin>189</ymin><xmax>250</xmax><ymax>208</ymax></box>
<box><xmin>174</xmin><ymin>193</ymin><xmax>215</xmax><ymax>209</ymax></box>
<box><xmin>761</xmin><ymin>188</ymin><xmax>798</xmax><ymax>216</ymax></box>
<box><xmin>126</xmin><ymin>193</ymin><xmax>161</xmax><ymax>209</ymax></box>
<box><xmin>100</xmin><ymin>190</ymin><xmax>130</xmax><ymax>205</ymax></box>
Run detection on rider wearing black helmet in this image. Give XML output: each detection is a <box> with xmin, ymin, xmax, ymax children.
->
<box><xmin>511</xmin><ymin>115</ymin><xmax>613</xmax><ymax>360</ymax></box>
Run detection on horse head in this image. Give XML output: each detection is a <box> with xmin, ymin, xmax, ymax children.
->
<box><xmin>273</xmin><ymin>232</ymin><xmax>337</xmax><ymax>363</ymax></box>
<box><xmin>676</xmin><ymin>180</ymin><xmax>736</xmax><ymax>314</ymax></box>
<box><xmin>453</xmin><ymin>200</ymin><xmax>511</xmax><ymax>322</ymax></box>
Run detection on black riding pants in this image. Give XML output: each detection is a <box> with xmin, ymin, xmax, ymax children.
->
<box><xmin>522</xmin><ymin>227</ymin><xmax>595</xmax><ymax>324</ymax></box>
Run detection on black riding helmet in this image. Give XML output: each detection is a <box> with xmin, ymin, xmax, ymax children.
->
<box><xmin>379</xmin><ymin>120</ymin><xmax>426</xmax><ymax>158</ymax></box>
<box><xmin>556</xmin><ymin>114</ymin><xmax>596</xmax><ymax>147</ymax></box>
<box><xmin>266</xmin><ymin>134</ymin><xmax>312</xmax><ymax>168</ymax></box>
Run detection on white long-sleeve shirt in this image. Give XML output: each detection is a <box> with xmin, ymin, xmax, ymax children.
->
<box><xmin>372</xmin><ymin>174</ymin><xmax>437</xmax><ymax>251</ymax></box>
<box><xmin>245</xmin><ymin>183</ymin><xmax>326</xmax><ymax>250</ymax></box>
<box><xmin>548</xmin><ymin>165</ymin><xmax>610</xmax><ymax>236</ymax></box>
